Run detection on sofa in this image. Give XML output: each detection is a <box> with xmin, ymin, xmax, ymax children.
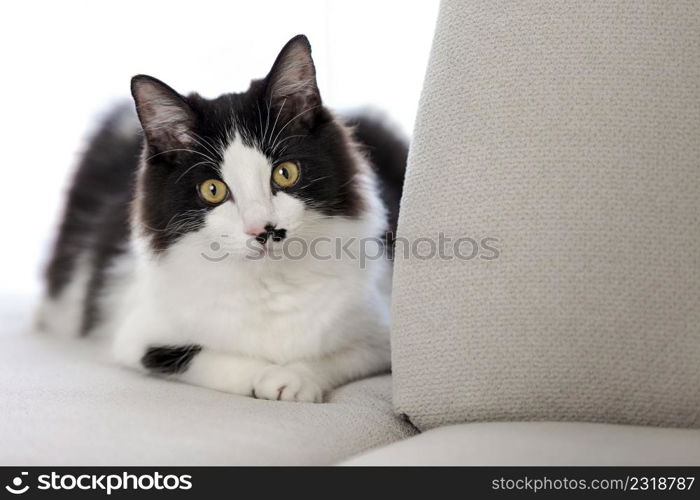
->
<box><xmin>2</xmin><ymin>0</ymin><xmax>699</xmax><ymax>465</ymax></box>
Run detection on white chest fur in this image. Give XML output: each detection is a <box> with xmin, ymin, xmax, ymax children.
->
<box><xmin>112</xmin><ymin>231</ymin><xmax>390</xmax><ymax>366</ymax></box>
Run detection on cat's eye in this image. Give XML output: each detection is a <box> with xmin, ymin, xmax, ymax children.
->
<box><xmin>198</xmin><ymin>179</ymin><xmax>229</xmax><ymax>204</ymax></box>
<box><xmin>271</xmin><ymin>161</ymin><xmax>300</xmax><ymax>188</ymax></box>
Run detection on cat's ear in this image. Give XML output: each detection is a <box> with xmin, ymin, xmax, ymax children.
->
<box><xmin>265</xmin><ymin>35</ymin><xmax>321</xmax><ymax>128</ymax></box>
<box><xmin>131</xmin><ymin>75</ymin><xmax>195</xmax><ymax>151</ymax></box>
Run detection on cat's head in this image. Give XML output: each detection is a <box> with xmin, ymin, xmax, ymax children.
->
<box><xmin>130</xmin><ymin>35</ymin><xmax>384</xmax><ymax>261</ymax></box>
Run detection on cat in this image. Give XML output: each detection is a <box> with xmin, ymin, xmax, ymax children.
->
<box><xmin>36</xmin><ymin>35</ymin><xmax>407</xmax><ymax>402</ymax></box>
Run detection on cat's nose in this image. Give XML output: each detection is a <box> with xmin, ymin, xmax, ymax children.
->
<box><xmin>245</xmin><ymin>226</ymin><xmax>267</xmax><ymax>238</ymax></box>
<box><xmin>245</xmin><ymin>226</ymin><xmax>269</xmax><ymax>244</ymax></box>
<box><xmin>246</xmin><ymin>223</ymin><xmax>286</xmax><ymax>245</ymax></box>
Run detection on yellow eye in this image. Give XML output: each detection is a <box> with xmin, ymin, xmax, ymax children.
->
<box><xmin>198</xmin><ymin>179</ymin><xmax>229</xmax><ymax>204</ymax></box>
<box><xmin>272</xmin><ymin>161</ymin><xmax>300</xmax><ymax>188</ymax></box>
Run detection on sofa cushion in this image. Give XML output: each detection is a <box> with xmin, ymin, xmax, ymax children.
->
<box><xmin>342</xmin><ymin>422</ymin><xmax>700</xmax><ymax>466</ymax></box>
<box><xmin>0</xmin><ymin>295</ymin><xmax>415</xmax><ymax>465</ymax></box>
<box><xmin>391</xmin><ymin>0</ymin><xmax>700</xmax><ymax>430</ymax></box>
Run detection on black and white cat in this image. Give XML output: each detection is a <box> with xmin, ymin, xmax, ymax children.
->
<box><xmin>37</xmin><ymin>35</ymin><xmax>407</xmax><ymax>402</ymax></box>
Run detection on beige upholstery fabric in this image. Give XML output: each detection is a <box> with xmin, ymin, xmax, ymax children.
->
<box><xmin>0</xmin><ymin>295</ymin><xmax>415</xmax><ymax>465</ymax></box>
<box><xmin>343</xmin><ymin>422</ymin><xmax>700</xmax><ymax>466</ymax></box>
<box><xmin>392</xmin><ymin>0</ymin><xmax>700</xmax><ymax>430</ymax></box>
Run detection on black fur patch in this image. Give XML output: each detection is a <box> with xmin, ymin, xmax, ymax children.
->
<box><xmin>141</xmin><ymin>345</ymin><xmax>202</xmax><ymax>374</ymax></box>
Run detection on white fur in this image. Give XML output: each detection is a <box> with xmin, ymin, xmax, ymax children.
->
<box><xmin>34</xmin><ymin>255</ymin><xmax>91</xmax><ymax>338</ymax></box>
<box><xmin>106</xmin><ymin>135</ymin><xmax>391</xmax><ymax>402</ymax></box>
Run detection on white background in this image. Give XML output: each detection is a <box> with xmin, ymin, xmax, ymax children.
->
<box><xmin>0</xmin><ymin>0</ymin><xmax>439</xmax><ymax>295</ymax></box>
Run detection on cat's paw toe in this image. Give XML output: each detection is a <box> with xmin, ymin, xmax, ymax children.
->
<box><xmin>252</xmin><ymin>366</ymin><xmax>323</xmax><ymax>403</ymax></box>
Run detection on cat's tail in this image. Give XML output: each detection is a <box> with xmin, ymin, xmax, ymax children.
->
<box><xmin>344</xmin><ymin>110</ymin><xmax>408</xmax><ymax>238</ymax></box>
<box><xmin>36</xmin><ymin>104</ymin><xmax>141</xmax><ymax>338</ymax></box>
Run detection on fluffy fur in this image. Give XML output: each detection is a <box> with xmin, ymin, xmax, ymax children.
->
<box><xmin>38</xmin><ymin>35</ymin><xmax>407</xmax><ymax>402</ymax></box>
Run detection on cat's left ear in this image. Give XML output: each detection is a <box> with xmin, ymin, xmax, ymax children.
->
<box><xmin>131</xmin><ymin>75</ymin><xmax>195</xmax><ymax>151</ymax></box>
<box><xmin>265</xmin><ymin>35</ymin><xmax>322</xmax><ymax>128</ymax></box>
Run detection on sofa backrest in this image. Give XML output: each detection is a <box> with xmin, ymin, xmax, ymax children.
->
<box><xmin>391</xmin><ymin>0</ymin><xmax>700</xmax><ymax>430</ymax></box>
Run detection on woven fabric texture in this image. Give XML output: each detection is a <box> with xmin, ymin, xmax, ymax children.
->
<box><xmin>392</xmin><ymin>0</ymin><xmax>700</xmax><ymax>430</ymax></box>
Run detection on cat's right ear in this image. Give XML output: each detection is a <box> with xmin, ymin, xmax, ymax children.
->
<box><xmin>131</xmin><ymin>75</ymin><xmax>195</xmax><ymax>151</ymax></box>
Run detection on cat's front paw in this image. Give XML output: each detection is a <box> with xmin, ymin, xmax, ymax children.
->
<box><xmin>252</xmin><ymin>365</ymin><xmax>323</xmax><ymax>403</ymax></box>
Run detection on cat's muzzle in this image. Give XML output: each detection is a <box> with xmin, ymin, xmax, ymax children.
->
<box><xmin>255</xmin><ymin>224</ymin><xmax>287</xmax><ymax>245</ymax></box>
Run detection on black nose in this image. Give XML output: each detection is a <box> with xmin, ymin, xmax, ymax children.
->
<box><xmin>256</xmin><ymin>224</ymin><xmax>287</xmax><ymax>244</ymax></box>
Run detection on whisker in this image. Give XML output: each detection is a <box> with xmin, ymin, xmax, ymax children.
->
<box><xmin>263</xmin><ymin>99</ymin><xmax>272</xmax><ymax>149</ymax></box>
<box><xmin>271</xmin><ymin>134</ymin><xmax>308</xmax><ymax>157</ymax></box>
<box><xmin>269</xmin><ymin>105</ymin><xmax>321</xmax><ymax>153</ymax></box>
<box><xmin>296</xmin><ymin>175</ymin><xmax>331</xmax><ymax>190</ymax></box>
<box><xmin>267</xmin><ymin>98</ymin><xmax>287</xmax><ymax>150</ymax></box>
<box><xmin>146</xmin><ymin>148</ymin><xmax>216</xmax><ymax>163</ymax></box>
<box><xmin>140</xmin><ymin>209</ymin><xmax>208</xmax><ymax>234</ymax></box>
<box><xmin>175</xmin><ymin>160</ymin><xmax>220</xmax><ymax>184</ymax></box>
<box><xmin>189</xmin><ymin>131</ymin><xmax>221</xmax><ymax>159</ymax></box>
<box><xmin>256</xmin><ymin>102</ymin><xmax>264</xmax><ymax>145</ymax></box>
